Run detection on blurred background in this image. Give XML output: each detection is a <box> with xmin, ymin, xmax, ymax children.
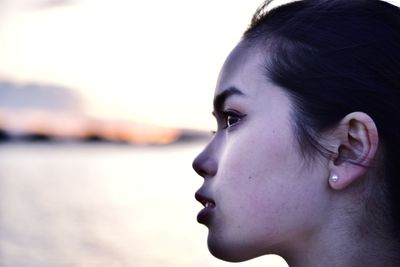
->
<box><xmin>2</xmin><ymin>0</ymin><xmax>397</xmax><ymax>266</ymax></box>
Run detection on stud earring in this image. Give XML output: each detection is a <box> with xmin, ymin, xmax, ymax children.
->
<box><xmin>330</xmin><ymin>174</ymin><xmax>339</xmax><ymax>183</ymax></box>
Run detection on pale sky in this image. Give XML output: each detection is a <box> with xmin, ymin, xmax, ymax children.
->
<box><xmin>0</xmin><ymin>0</ymin><xmax>398</xmax><ymax>130</ymax></box>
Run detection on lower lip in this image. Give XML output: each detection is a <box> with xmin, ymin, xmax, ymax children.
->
<box><xmin>197</xmin><ymin>206</ymin><xmax>214</xmax><ymax>224</ymax></box>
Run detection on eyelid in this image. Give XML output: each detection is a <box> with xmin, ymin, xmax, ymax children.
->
<box><xmin>222</xmin><ymin>109</ymin><xmax>242</xmax><ymax>115</ymax></box>
<box><xmin>213</xmin><ymin>108</ymin><xmax>242</xmax><ymax>118</ymax></box>
<box><xmin>222</xmin><ymin>109</ymin><xmax>246</xmax><ymax>129</ymax></box>
<box><xmin>222</xmin><ymin>109</ymin><xmax>239</xmax><ymax>119</ymax></box>
<box><xmin>211</xmin><ymin>109</ymin><xmax>246</xmax><ymax>133</ymax></box>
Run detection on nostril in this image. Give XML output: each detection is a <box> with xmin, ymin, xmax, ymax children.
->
<box><xmin>192</xmin><ymin>157</ymin><xmax>205</xmax><ymax>177</ymax></box>
<box><xmin>192</xmin><ymin>156</ymin><xmax>217</xmax><ymax>178</ymax></box>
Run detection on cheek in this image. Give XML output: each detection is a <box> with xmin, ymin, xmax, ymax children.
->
<box><xmin>215</xmin><ymin>121</ymin><xmax>301</xmax><ymax>219</ymax></box>
<box><xmin>221</xmin><ymin>122</ymin><xmax>296</xmax><ymax>182</ymax></box>
<box><xmin>216</xmin><ymin>125</ymin><xmax>298</xmax><ymax>211</ymax></box>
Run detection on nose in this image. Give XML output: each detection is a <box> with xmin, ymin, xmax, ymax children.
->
<box><xmin>192</xmin><ymin>149</ymin><xmax>217</xmax><ymax>178</ymax></box>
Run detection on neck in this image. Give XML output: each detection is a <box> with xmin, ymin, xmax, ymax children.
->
<box><xmin>285</xmin><ymin>229</ymin><xmax>394</xmax><ymax>267</ymax></box>
<box><xmin>281</xmin><ymin>196</ymin><xmax>399</xmax><ymax>267</ymax></box>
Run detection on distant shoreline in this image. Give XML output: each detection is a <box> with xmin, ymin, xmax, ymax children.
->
<box><xmin>0</xmin><ymin>128</ymin><xmax>210</xmax><ymax>147</ymax></box>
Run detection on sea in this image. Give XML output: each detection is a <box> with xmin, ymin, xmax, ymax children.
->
<box><xmin>0</xmin><ymin>141</ymin><xmax>287</xmax><ymax>267</ymax></box>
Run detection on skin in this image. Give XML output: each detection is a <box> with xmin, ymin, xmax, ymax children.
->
<box><xmin>193</xmin><ymin>42</ymin><xmax>332</xmax><ymax>262</ymax></box>
<box><xmin>192</xmin><ymin>42</ymin><xmax>386</xmax><ymax>266</ymax></box>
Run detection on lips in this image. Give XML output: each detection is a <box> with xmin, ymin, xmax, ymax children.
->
<box><xmin>195</xmin><ymin>191</ymin><xmax>216</xmax><ymax>224</ymax></box>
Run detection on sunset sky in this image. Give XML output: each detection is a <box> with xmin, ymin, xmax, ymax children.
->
<box><xmin>0</xmin><ymin>0</ymin><xmax>398</xmax><ymax>131</ymax></box>
<box><xmin>0</xmin><ymin>0</ymin><xmax>297</xmax><ymax>131</ymax></box>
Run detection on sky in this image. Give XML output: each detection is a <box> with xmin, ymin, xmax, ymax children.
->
<box><xmin>0</xmin><ymin>0</ymin><xmax>398</xmax><ymax>131</ymax></box>
<box><xmin>0</xmin><ymin>0</ymin><xmax>295</xmax><ymax>131</ymax></box>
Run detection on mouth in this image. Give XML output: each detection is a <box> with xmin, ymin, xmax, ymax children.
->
<box><xmin>195</xmin><ymin>191</ymin><xmax>216</xmax><ymax>224</ymax></box>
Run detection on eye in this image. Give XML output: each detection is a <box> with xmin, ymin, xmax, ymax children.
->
<box><xmin>222</xmin><ymin>110</ymin><xmax>246</xmax><ymax>129</ymax></box>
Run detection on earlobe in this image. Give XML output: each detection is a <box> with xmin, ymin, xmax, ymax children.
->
<box><xmin>328</xmin><ymin>112</ymin><xmax>379</xmax><ymax>191</ymax></box>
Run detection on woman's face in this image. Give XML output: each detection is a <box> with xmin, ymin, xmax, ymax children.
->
<box><xmin>193</xmin><ymin>43</ymin><xmax>331</xmax><ymax>261</ymax></box>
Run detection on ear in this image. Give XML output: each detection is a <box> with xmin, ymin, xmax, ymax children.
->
<box><xmin>328</xmin><ymin>112</ymin><xmax>379</xmax><ymax>190</ymax></box>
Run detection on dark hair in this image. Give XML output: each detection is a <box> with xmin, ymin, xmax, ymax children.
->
<box><xmin>243</xmin><ymin>0</ymin><xmax>400</xmax><ymax>245</ymax></box>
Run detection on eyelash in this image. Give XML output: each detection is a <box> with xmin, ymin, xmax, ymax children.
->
<box><xmin>221</xmin><ymin>110</ymin><xmax>246</xmax><ymax>130</ymax></box>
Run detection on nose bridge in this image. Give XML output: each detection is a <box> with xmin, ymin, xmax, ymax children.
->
<box><xmin>192</xmin><ymin>138</ymin><xmax>218</xmax><ymax>178</ymax></box>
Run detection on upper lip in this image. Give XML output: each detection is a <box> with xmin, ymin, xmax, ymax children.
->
<box><xmin>195</xmin><ymin>190</ymin><xmax>216</xmax><ymax>208</ymax></box>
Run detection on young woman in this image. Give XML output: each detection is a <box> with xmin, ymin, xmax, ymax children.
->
<box><xmin>192</xmin><ymin>0</ymin><xmax>400</xmax><ymax>266</ymax></box>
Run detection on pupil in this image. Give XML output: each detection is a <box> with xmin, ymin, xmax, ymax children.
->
<box><xmin>228</xmin><ymin>117</ymin><xmax>237</xmax><ymax>126</ymax></box>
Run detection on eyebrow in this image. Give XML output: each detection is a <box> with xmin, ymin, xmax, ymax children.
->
<box><xmin>213</xmin><ymin>86</ymin><xmax>244</xmax><ymax>113</ymax></box>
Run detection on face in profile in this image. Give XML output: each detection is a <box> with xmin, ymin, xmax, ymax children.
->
<box><xmin>193</xmin><ymin>42</ymin><xmax>331</xmax><ymax>262</ymax></box>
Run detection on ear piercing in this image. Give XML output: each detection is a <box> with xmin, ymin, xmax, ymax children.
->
<box><xmin>330</xmin><ymin>174</ymin><xmax>339</xmax><ymax>183</ymax></box>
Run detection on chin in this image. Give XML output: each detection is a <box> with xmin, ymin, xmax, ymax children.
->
<box><xmin>207</xmin><ymin>236</ymin><xmax>263</xmax><ymax>262</ymax></box>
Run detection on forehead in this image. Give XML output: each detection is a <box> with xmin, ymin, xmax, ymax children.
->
<box><xmin>214</xmin><ymin>41</ymin><xmax>294</xmax><ymax>118</ymax></box>
<box><xmin>215</xmin><ymin>42</ymin><xmax>268</xmax><ymax>98</ymax></box>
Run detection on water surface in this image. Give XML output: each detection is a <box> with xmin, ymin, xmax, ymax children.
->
<box><xmin>0</xmin><ymin>142</ymin><xmax>287</xmax><ymax>267</ymax></box>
